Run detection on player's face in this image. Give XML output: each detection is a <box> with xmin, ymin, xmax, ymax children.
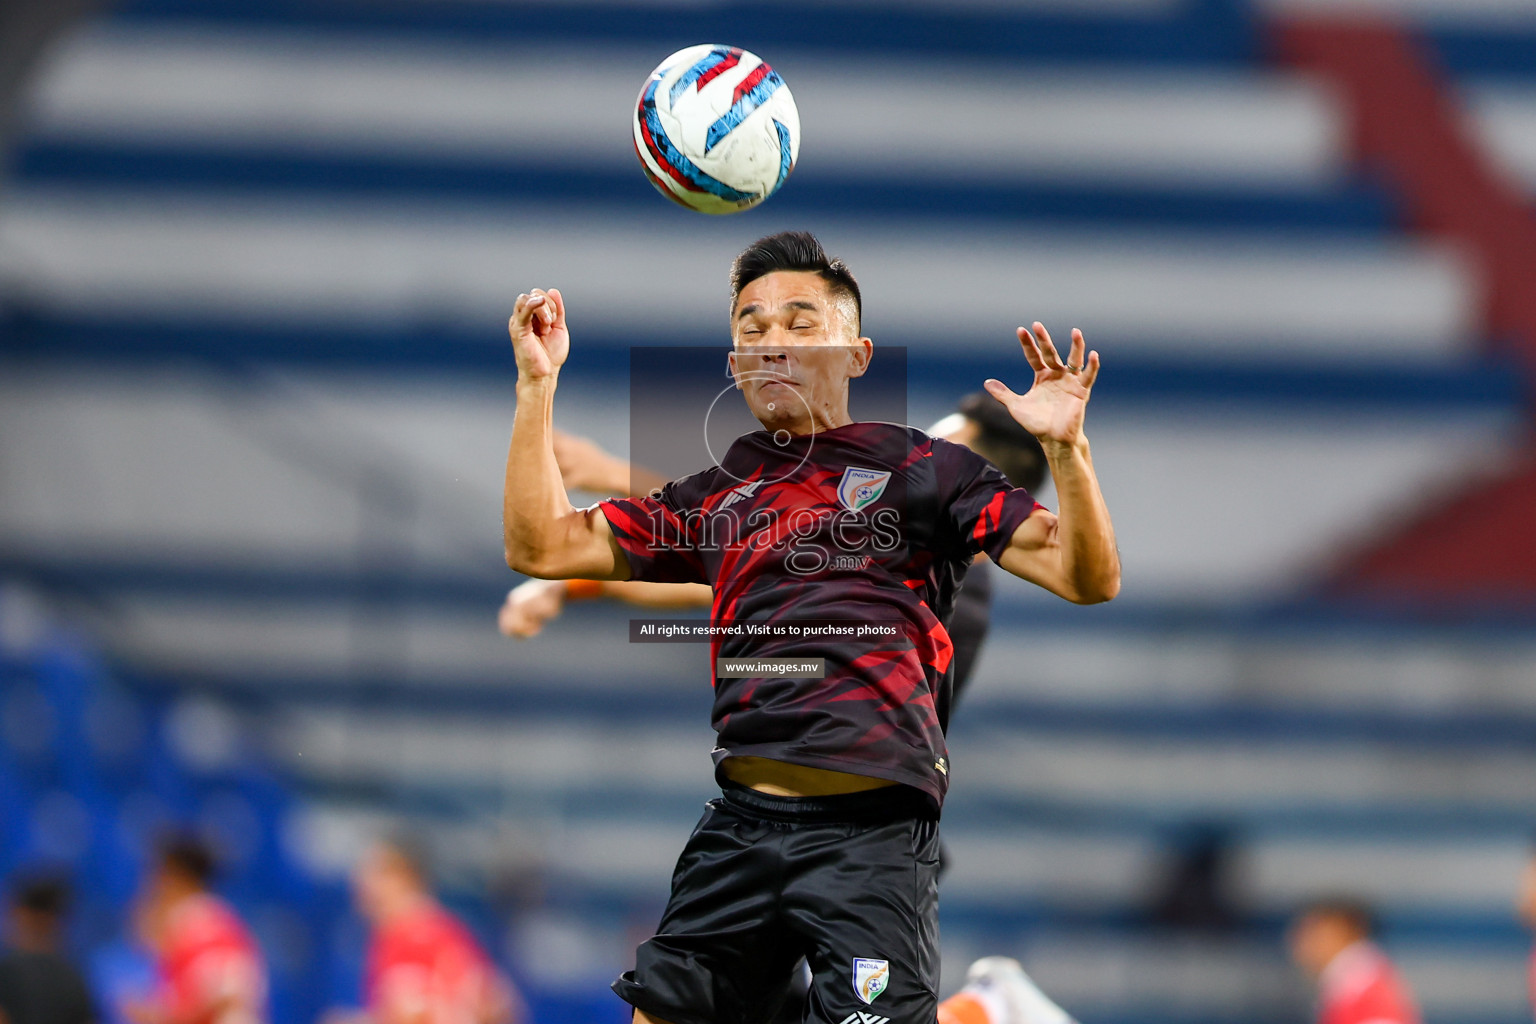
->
<box><xmin>729</xmin><ymin>271</ymin><xmax>871</xmax><ymax>434</ymax></box>
<box><xmin>352</xmin><ymin>846</ymin><xmax>393</xmax><ymax>921</ymax></box>
<box><xmin>1287</xmin><ymin>912</ymin><xmax>1353</xmax><ymax>977</ymax></box>
<box><xmin>1517</xmin><ymin>855</ymin><xmax>1536</xmax><ymax>928</ymax></box>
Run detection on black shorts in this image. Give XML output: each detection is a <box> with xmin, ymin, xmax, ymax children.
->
<box><xmin>613</xmin><ymin>782</ymin><xmax>941</xmax><ymax>1024</ymax></box>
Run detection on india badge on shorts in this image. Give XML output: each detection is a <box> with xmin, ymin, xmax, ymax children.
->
<box><xmin>852</xmin><ymin>958</ymin><xmax>890</xmax><ymax>1004</ymax></box>
<box><xmin>837</xmin><ymin>468</ymin><xmax>892</xmax><ymax>513</ymax></box>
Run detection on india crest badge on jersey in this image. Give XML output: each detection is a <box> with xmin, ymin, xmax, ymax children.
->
<box><xmin>852</xmin><ymin>958</ymin><xmax>890</xmax><ymax>1004</ymax></box>
<box><xmin>836</xmin><ymin>468</ymin><xmax>891</xmax><ymax>513</ymax></box>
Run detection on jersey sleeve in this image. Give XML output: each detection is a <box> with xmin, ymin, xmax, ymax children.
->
<box><xmin>936</xmin><ymin>439</ymin><xmax>1045</xmax><ymax>561</ymax></box>
<box><xmin>598</xmin><ymin>475</ymin><xmax>712</xmax><ymax>585</ymax></box>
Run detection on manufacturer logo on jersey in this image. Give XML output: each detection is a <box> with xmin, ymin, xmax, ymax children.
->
<box><xmin>934</xmin><ymin>757</ymin><xmax>948</xmax><ymax>776</ymax></box>
<box><xmin>839</xmin><ymin>1013</ymin><xmax>890</xmax><ymax>1024</ymax></box>
<box><xmin>717</xmin><ymin>479</ymin><xmax>763</xmax><ymax>511</ymax></box>
<box><xmin>837</xmin><ymin>468</ymin><xmax>891</xmax><ymax>513</ymax></box>
<box><xmin>852</xmin><ymin>958</ymin><xmax>890</xmax><ymax>1004</ymax></box>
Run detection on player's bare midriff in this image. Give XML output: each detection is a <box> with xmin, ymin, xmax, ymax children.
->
<box><xmin>720</xmin><ymin>755</ymin><xmax>899</xmax><ymax>796</ymax></box>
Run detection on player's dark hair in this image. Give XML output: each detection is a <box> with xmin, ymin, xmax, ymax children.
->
<box><xmin>957</xmin><ymin>391</ymin><xmax>1048</xmax><ymax>493</ymax></box>
<box><xmin>11</xmin><ymin>873</ymin><xmax>71</xmax><ymax>918</ymax></box>
<box><xmin>1300</xmin><ymin>896</ymin><xmax>1378</xmax><ymax>937</ymax></box>
<box><xmin>378</xmin><ymin>832</ymin><xmax>432</xmax><ymax>886</ymax></box>
<box><xmin>730</xmin><ymin>231</ymin><xmax>862</xmax><ymax>332</ymax></box>
<box><xmin>158</xmin><ymin>834</ymin><xmax>217</xmax><ymax>887</ymax></box>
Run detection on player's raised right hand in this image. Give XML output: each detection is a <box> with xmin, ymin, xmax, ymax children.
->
<box><xmin>509</xmin><ymin>287</ymin><xmax>569</xmax><ymax>381</ymax></box>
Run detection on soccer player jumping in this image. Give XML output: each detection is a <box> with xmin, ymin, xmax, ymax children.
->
<box><xmin>502</xmin><ymin>232</ymin><xmax>1119</xmax><ymax>1024</ymax></box>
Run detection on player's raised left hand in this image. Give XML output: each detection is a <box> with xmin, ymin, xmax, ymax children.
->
<box><xmin>983</xmin><ymin>322</ymin><xmax>1098</xmax><ymax>448</ymax></box>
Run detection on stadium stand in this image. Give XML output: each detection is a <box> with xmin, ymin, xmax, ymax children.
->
<box><xmin>2</xmin><ymin>2</ymin><xmax>1535</xmax><ymax>1023</ymax></box>
<box><xmin>0</xmin><ymin>583</ymin><xmax>341</xmax><ymax>1024</ymax></box>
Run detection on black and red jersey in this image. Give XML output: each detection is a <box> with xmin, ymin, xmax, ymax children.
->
<box><xmin>600</xmin><ymin>421</ymin><xmax>1042</xmax><ymax>807</ymax></box>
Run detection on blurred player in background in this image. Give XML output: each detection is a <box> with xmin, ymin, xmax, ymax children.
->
<box><xmin>124</xmin><ymin>838</ymin><xmax>265</xmax><ymax>1024</ymax></box>
<box><xmin>499</xmin><ymin>391</ymin><xmax>1048</xmax><ymax>704</ymax></box>
<box><xmin>1518</xmin><ymin>843</ymin><xmax>1536</xmax><ymax>1018</ymax></box>
<box><xmin>0</xmin><ymin>874</ymin><xmax>95</xmax><ymax>1024</ymax></box>
<box><xmin>503</xmin><ymin>231</ymin><xmax>1117</xmax><ymax>1024</ymax></box>
<box><xmin>349</xmin><ymin>838</ymin><xmax>522</xmax><ymax>1024</ymax></box>
<box><xmin>1288</xmin><ymin>898</ymin><xmax>1420</xmax><ymax>1024</ymax></box>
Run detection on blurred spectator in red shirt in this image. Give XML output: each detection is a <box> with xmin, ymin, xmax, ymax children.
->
<box><xmin>1289</xmin><ymin>898</ymin><xmax>1420</xmax><ymax>1024</ymax></box>
<box><xmin>352</xmin><ymin>839</ymin><xmax>522</xmax><ymax>1024</ymax></box>
<box><xmin>123</xmin><ymin>838</ymin><xmax>266</xmax><ymax>1024</ymax></box>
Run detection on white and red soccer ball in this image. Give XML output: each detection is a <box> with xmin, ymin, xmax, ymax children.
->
<box><xmin>634</xmin><ymin>44</ymin><xmax>801</xmax><ymax>214</ymax></box>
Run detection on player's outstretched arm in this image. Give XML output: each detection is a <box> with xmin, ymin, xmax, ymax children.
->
<box><xmin>985</xmin><ymin>323</ymin><xmax>1121</xmax><ymax>604</ymax></box>
<box><xmin>499</xmin><ymin>578</ymin><xmax>713</xmax><ymax>638</ymax></box>
<box><xmin>553</xmin><ymin>430</ymin><xmax>670</xmax><ymax>497</ymax></box>
<box><xmin>503</xmin><ymin>288</ymin><xmax>632</xmax><ymax>580</ymax></box>
<box><xmin>500</xmin><ymin>429</ymin><xmax>705</xmax><ymax>631</ymax></box>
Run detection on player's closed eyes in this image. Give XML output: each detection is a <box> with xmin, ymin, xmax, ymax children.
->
<box><xmin>739</xmin><ymin>324</ymin><xmax>814</xmax><ymax>336</ymax></box>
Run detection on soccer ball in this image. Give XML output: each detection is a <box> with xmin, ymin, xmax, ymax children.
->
<box><xmin>633</xmin><ymin>44</ymin><xmax>800</xmax><ymax>214</ymax></box>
